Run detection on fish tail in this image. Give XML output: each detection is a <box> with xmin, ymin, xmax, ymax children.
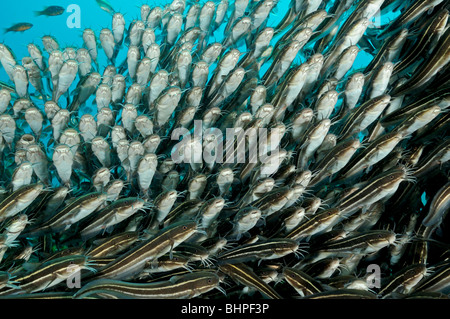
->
<box><xmin>34</xmin><ymin>11</ymin><xmax>43</xmax><ymax>17</ymax></box>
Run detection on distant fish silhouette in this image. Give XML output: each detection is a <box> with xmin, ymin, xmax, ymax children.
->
<box><xmin>4</xmin><ymin>23</ymin><xmax>33</xmax><ymax>34</ymax></box>
<box><xmin>34</xmin><ymin>6</ymin><xmax>65</xmax><ymax>17</ymax></box>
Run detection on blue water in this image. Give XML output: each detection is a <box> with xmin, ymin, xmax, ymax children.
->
<box><xmin>0</xmin><ymin>0</ymin><xmax>168</xmax><ymax>82</ymax></box>
<box><xmin>0</xmin><ymin>0</ymin><xmax>382</xmax><ymax>85</ymax></box>
<box><xmin>0</xmin><ymin>1</ymin><xmax>393</xmax><ymax>177</ymax></box>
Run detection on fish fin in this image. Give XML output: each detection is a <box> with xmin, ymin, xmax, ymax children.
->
<box><xmin>47</xmin><ymin>138</ymin><xmax>55</xmax><ymax>148</ymax></box>
<box><xmin>169</xmin><ymin>243</ymin><xmax>174</xmax><ymax>260</ymax></box>
<box><xmin>361</xmin><ymin>206</ymin><xmax>368</xmax><ymax>214</ymax></box>
<box><xmin>258</xmin><ymin>235</ymin><xmax>268</xmax><ymax>242</ymax></box>
<box><xmin>42</xmin><ymin>276</ymin><xmax>59</xmax><ymax>291</ymax></box>
<box><xmin>169</xmin><ymin>275</ymin><xmax>179</xmax><ymax>284</ymax></box>
<box><xmin>6</xmin><ymin>283</ymin><xmax>21</xmax><ymax>290</ymax></box>
<box><xmin>150</xmin><ymin>258</ymin><xmax>159</xmax><ymax>270</ymax></box>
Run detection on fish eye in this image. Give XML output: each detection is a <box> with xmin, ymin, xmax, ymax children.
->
<box><xmin>182</xmin><ymin>225</ymin><xmax>188</xmax><ymax>230</ymax></box>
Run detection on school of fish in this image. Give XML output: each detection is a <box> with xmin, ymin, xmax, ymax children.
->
<box><xmin>0</xmin><ymin>0</ymin><xmax>449</xmax><ymax>299</ymax></box>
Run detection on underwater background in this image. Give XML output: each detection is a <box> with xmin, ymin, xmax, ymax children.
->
<box><xmin>0</xmin><ymin>0</ymin><xmax>405</xmax><ymax>190</ymax></box>
<box><xmin>0</xmin><ymin>0</ymin><xmax>448</xmax><ymax>300</ymax></box>
<box><xmin>0</xmin><ymin>0</ymin><xmax>382</xmax><ymax>89</ymax></box>
<box><xmin>0</xmin><ymin>0</ymin><xmax>139</xmax><ymax>83</ymax></box>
